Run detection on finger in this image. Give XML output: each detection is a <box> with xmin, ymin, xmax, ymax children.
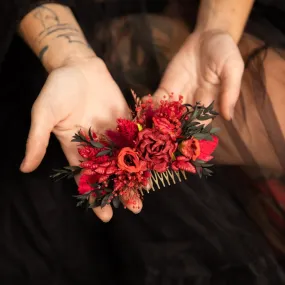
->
<box><xmin>126</xmin><ymin>198</ymin><xmax>143</xmax><ymax>214</ymax></box>
<box><xmin>220</xmin><ymin>58</ymin><xmax>244</xmax><ymax>120</ymax></box>
<box><xmin>152</xmin><ymin>86</ymin><xmax>171</xmax><ymax>105</ymax></box>
<box><xmin>93</xmin><ymin>205</ymin><xmax>113</xmax><ymax>222</ymax></box>
<box><xmin>20</xmin><ymin>101</ymin><xmax>55</xmax><ymax>173</ymax></box>
<box><xmin>121</xmin><ymin>193</ymin><xmax>143</xmax><ymax>214</ymax></box>
<box><xmin>192</xmin><ymin>85</ymin><xmax>219</xmax><ymax>109</ymax></box>
<box><xmin>89</xmin><ymin>195</ymin><xmax>113</xmax><ymax>222</ymax></box>
<box><xmin>152</xmin><ymin>61</ymin><xmax>190</xmax><ymax>104</ymax></box>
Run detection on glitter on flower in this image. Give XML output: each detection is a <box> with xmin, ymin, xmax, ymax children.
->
<box><xmin>52</xmin><ymin>94</ymin><xmax>220</xmax><ymax>211</ymax></box>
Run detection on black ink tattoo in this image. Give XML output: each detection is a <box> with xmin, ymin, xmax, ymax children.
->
<box><xmin>38</xmin><ymin>45</ymin><xmax>49</xmax><ymax>60</ymax></box>
<box><xmin>34</xmin><ymin>5</ymin><xmax>88</xmax><ymax>60</ymax></box>
<box><xmin>38</xmin><ymin>26</ymin><xmax>80</xmax><ymax>42</ymax></box>
<box><xmin>56</xmin><ymin>33</ymin><xmax>86</xmax><ymax>45</ymax></box>
<box><xmin>34</xmin><ymin>5</ymin><xmax>59</xmax><ymax>30</ymax></box>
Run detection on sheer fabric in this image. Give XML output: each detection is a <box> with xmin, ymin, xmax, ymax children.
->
<box><xmin>0</xmin><ymin>0</ymin><xmax>285</xmax><ymax>284</ymax></box>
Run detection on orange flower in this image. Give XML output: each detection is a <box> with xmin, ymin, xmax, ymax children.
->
<box><xmin>179</xmin><ymin>138</ymin><xmax>200</xmax><ymax>161</ymax></box>
<box><xmin>117</xmin><ymin>147</ymin><xmax>143</xmax><ymax>173</ymax></box>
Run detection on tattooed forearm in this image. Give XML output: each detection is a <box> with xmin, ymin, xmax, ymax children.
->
<box><xmin>34</xmin><ymin>5</ymin><xmax>88</xmax><ymax>60</ymax></box>
<box><xmin>19</xmin><ymin>3</ymin><xmax>95</xmax><ymax>71</ymax></box>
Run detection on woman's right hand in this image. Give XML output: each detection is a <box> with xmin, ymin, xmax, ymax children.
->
<box><xmin>20</xmin><ymin>56</ymin><xmax>142</xmax><ymax>222</ymax></box>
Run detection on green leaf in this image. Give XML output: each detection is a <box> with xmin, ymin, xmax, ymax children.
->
<box><xmin>104</xmin><ymin>188</ymin><xmax>113</xmax><ymax>193</ymax></box>
<box><xmin>112</xmin><ymin>196</ymin><xmax>120</xmax><ymax>208</ymax></box>
<box><xmin>195</xmin><ymin>159</ymin><xmax>206</xmax><ymax>164</ymax></box>
<box><xmin>89</xmin><ymin>199</ymin><xmax>101</xmax><ymax>208</ymax></box>
<box><xmin>196</xmin><ymin>166</ymin><xmax>203</xmax><ymax>178</ymax></box>
<box><xmin>88</xmin><ymin>128</ymin><xmax>94</xmax><ymax>141</ymax></box>
<box><xmin>189</xmin><ymin>122</ymin><xmax>201</xmax><ymax>127</ymax></box>
<box><xmin>96</xmin><ymin>149</ymin><xmax>111</xmax><ymax>157</ymax></box>
<box><xmin>76</xmin><ymin>200</ymin><xmax>86</xmax><ymax>207</ymax></box>
<box><xmin>101</xmin><ymin>194</ymin><xmax>112</xmax><ymax>208</ymax></box>
<box><xmin>210</xmin><ymin>127</ymin><xmax>220</xmax><ymax>134</ymax></box>
<box><xmin>204</xmin><ymin>101</ymin><xmax>214</xmax><ymax>112</ymax></box>
<box><xmin>90</xmin><ymin>141</ymin><xmax>104</xmax><ymax>148</ymax></box>
<box><xmin>202</xmin><ymin>168</ymin><xmax>213</xmax><ymax>175</ymax></box>
<box><xmin>204</xmin><ymin>134</ymin><xmax>214</xmax><ymax>141</ymax></box>
<box><xmin>201</xmin><ymin>163</ymin><xmax>214</xmax><ymax>167</ymax></box>
<box><xmin>202</xmin><ymin>123</ymin><xmax>212</xmax><ymax>134</ymax></box>
<box><xmin>193</xmin><ymin>133</ymin><xmax>208</xmax><ymax>140</ymax></box>
<box><xmin>210</xmin><ymin>110</ymin><xmax>219</xmax><ymax>116</ymax></box>
<box><xmin>197</xmin><ymin>115</ymin><xmax>214</xmax><ymax>121</ymax></box>
<box><xmin>191</xmin><ymin>107</ymin><xmax>201</xmax><ymax>120</ymax></box>
<box><xmin>71</xmin><ymin>132</ymin><xmax>89</xmax><ymax>144</ymax></box>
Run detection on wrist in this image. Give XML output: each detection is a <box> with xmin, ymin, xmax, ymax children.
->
<box><xmin>42</xmin><ymin>43</ymin><xmax>97</xmax><ymax>72</ymax></box>
<box><xmin>19</xmin><ymin>3</ymin><xmax>97</xmax><ymax>72</ymax></box>
<box><xmin>195</xmin><ymin>19</ymin><xmax>241</xmax><ymax>44</ymax></box>
<box><xmin>195</xmin><ymin>0</ymin><xmax>254</xmax><ymax>43</ymax></box>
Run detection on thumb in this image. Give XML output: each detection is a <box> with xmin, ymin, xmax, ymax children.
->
<box><xmin>20</xmin><ymin>101</ymin><xmax>55</xmax><ymax>173</ymax></box>
<box><xmin>220</xmin><ymin>58</ymin><xmax>244</xmax><ymax>120</ymax></box>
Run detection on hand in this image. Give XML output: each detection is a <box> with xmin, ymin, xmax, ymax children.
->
<box><xmin>20</xmin><ymin>56</ymin><xmax>142</xmax><ymax>222</ymax></box>
<box><xmin>154</xmin><ymin>30</ymin><xmax>244</xmax><ymax>120</ymax></box>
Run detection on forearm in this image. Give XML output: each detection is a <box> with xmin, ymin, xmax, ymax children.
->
<box><xmin>195</xmin><ymin>0</ymin><xmax>255</xmax><ymax>43</ymax></box>
<box><xmin>19</xmin><ymin>3</ymin><xmax>96</xmax><ymax>72</ymax></box>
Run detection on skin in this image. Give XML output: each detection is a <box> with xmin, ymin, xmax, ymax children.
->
<box><xmin>19</xmin><ymin>1</ymin><xmax>255</xmax><ymax>221</ymax></box>
<box><xmin>154</xmin><ymin>0</ymin><xmax>255</xmax><ymax>120</ymax></box>
<box><xmin>19</xmin><ymin>4</ymin><xmax>142</xmax><ymax>222</ymax></box>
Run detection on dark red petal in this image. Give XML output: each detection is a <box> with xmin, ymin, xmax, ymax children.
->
<box><xmin>153</xmin><ymin>162</ymin><xmax>168</xmax><ymax>172</ymax></box>
<box><xmin>94</xmin><ymin>167</ymin><xmax>106</xmax><ymax>174</ymax></box>
<box><xmin>106</xmin><ymin>166</ymin><xmax>117</xmax><ymax>175</ymax></box>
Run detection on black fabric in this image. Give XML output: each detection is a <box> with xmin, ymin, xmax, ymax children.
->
<box><xmin>1</xmin><ymin>0</ymin><xmax>285</xmax><ymax>284</ymax></box>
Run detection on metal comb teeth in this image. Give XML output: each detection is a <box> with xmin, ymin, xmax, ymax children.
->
<box><xmin>139</xmin><ymin>170</ymin><xmax>187</xmax><ymax>195</ymax></box>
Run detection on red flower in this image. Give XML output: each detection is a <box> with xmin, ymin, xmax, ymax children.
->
<box><xmin>153</xmin><ymin>117</ymin><xmax>181</xmax><ymax>140</ymax></box>
<box><xmin>80</xmin><ymin>154</ymin><xmax>117</xmax><ymax>177</ymax></box>
<box><xmin>137</xmin><ymin>129</ymin><xmax>177</xmax><ymax>172</ymax></box>
<box><xmin>78</xmin><ymin>174</ymin><xmax>99</xmax><ymax>194</ymax></box>
<box><xmin>78</xmin><ymin>146</ymin><xmax>98</xmax><ymax>159</ymax></box>
<box><xmin>117</xmin><ymin>147</ymin><xmax>147</xmax><ymax>173</ymax></box>
<box><xmin>155</xmin><ymin>96</ymin><xmax>186</xmax><ymax>121</ymax></box>
<box><xmin>179</xmin><ymin>138</ymin><xmax>200</xmax><ymax>161</ymax></box>
<box><xmin>197</xmin><ymin>136</ymin><xmax>219</xmax><ymax>162</ymax></box>
<box><xmin>114</xmin><ymin>170</ymin><xmax>151</xmax><ymax>192</ymax></box>
<box><xmin>171</xmin><ymin>156</ymin><xmax>196</xmax><ymax>173</ymax></box>
<box><xmin>106</xmin><ymin>119</ymin><xmax>138</xmax><ymax>148</ymax></box>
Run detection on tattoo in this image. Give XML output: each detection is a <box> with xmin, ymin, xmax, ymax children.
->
<box><xmin>34</xmin><ymin>5</ymin><xmax>88</xmax><ymax>60</ymax></box>
<box><xmin>34</xmin><ymin>5</ymin><xmax>59</xmax><ymax>30</ymax></box>
<box><xmin>56</xmin><ymin>33</ymin><xmax>86</xmax><ymax>45</ymax></box>
<box><xmin>39</xmin><ymin>45</ymin><xmax>49</xmax><ymax>60</ymax></box>
<box><xmin>38</xmin><ymin>26</ymin><xmax>80</xmax><ymax>42</ymax></box>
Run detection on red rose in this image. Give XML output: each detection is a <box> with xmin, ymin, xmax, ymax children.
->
<box><xmin>137</xmin><ymin>129</ymin><xmax>177</xmax><ymax>172</ymax></box>
<box><xmin>153</xmin><ymin>117</ymin><xmax>181</xmax><ymax>140</ymax></box>
<box><xmin>179</xmin><ymin>138</ymin><xmax>200</xmax><ymax>161</ymax></box>
<box><xmin>117</xmin><ymin>147</ymin><xmax>147</xmax><ymax>173</ymax></box>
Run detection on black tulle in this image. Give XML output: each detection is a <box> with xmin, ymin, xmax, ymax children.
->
<box><xmin>1</xmin><ymin>0</ymin><xmax>285</xmax><ymax>284</ymax></box>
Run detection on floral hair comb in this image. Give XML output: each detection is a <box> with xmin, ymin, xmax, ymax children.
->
<box><xmin>52</xmin><ymin>93</ymin><xmax>219</xmax><ymax>210</ymax></box>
